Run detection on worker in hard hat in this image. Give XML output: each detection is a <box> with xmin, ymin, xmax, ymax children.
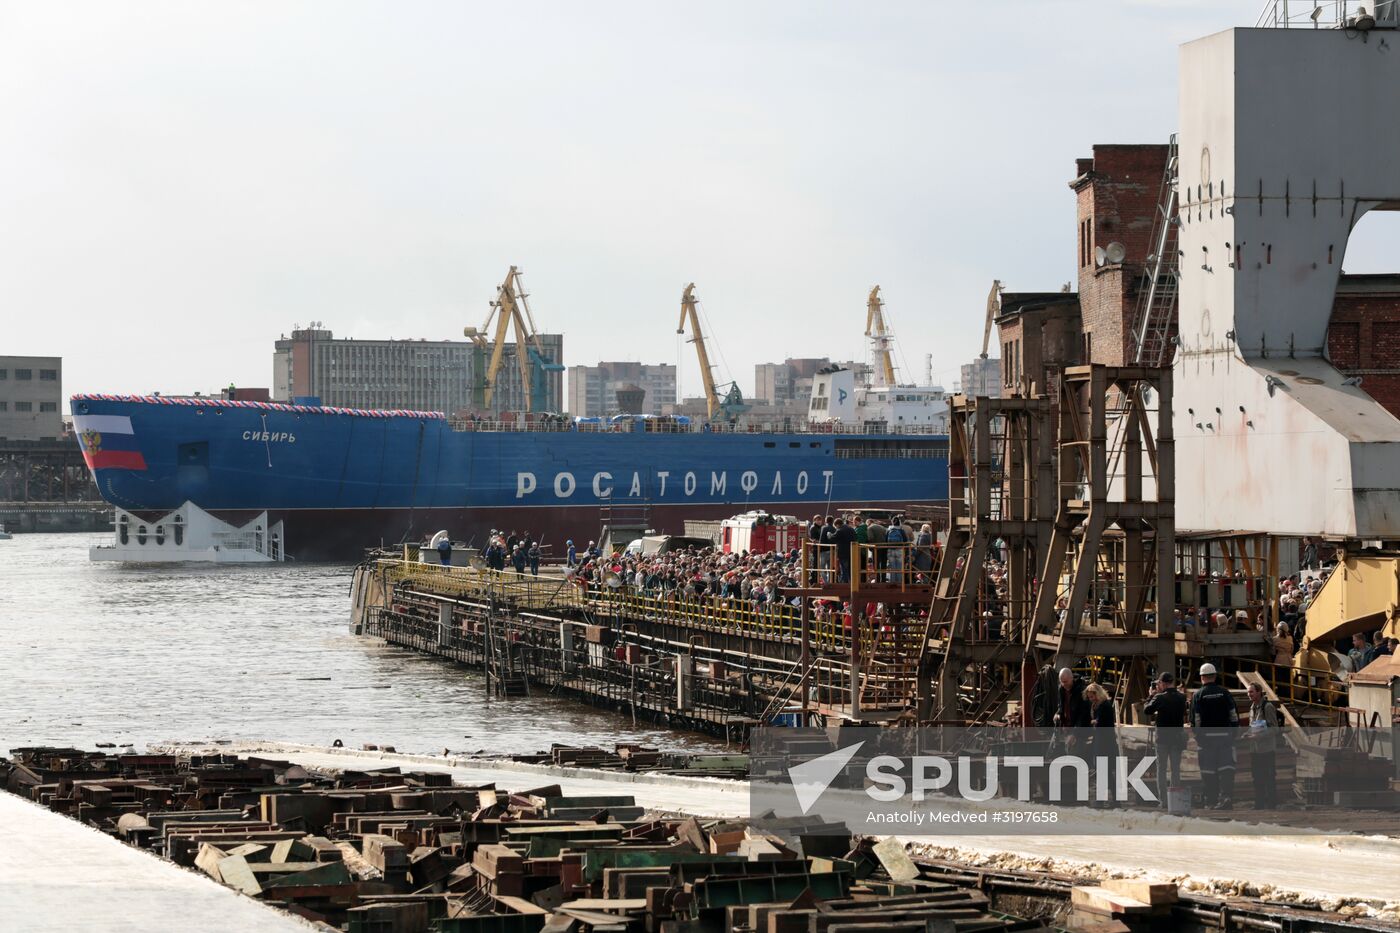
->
<box><xmin>1191</xmin><ymin>662</ymin><xmax>1240</xmax><ymax>810</ymax></box>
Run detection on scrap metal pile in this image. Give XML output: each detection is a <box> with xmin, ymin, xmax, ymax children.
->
<box><xmin>1</xmin><ymin>747</ymin><xmax>1051</xmax><ymax>933</ymax></box>
<box><xmin>500</xmin><ymin>745</ymin><xmax>750</xmax><ymax>780</ymax></box>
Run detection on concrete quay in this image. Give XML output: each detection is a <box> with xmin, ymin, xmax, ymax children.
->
<box><xmin>0</xmin><ymin>790</ymin><xmax>315</xmax><ymax>933</ymax></box>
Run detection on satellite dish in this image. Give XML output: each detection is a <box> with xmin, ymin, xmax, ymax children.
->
<box><xmin>1094</xmin><ymin>246</ymin><xmax>1107</xmax><ymax>267</ymax></box>
<box><xmin>1105</xmin><ymin>242</ymin><xmax>1127</xmax><ymax>264</ymax></box>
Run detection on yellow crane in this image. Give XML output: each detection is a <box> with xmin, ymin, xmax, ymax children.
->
<box><xmin>865</xmin><ymin>285</ymin><xmax>897</xmax><ymax>387</ymax></box>
<box><xmin>677</xmin><ymin>283</ymin><xmax>721</xmax><ymax>420</ymax></box>
<box><xmin>463</xmin><ymin>266</ymin><xmax>562</xmax><ymax>413</ymax></box>
<box><xmin>980</xmin><ymin>279</ymin><xmax>1004</xmax><ymax>359</ymax></box>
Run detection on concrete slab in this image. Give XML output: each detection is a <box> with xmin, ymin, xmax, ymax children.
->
<box><xmin>0</xmin><ymin>792</ymin><xmax>316</xmax><ymax>933</ymax></box>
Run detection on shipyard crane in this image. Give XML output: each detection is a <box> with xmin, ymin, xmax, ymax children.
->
<box><xmin>865</xmin><ymin>286</ymin><xmax>897</xmax><ymax>387</ymax></box>
<box><xmin>464</xmin><ymin>266</ymin><xmax>563</xmax><ymax>413</ymax></box>
<box><xmin>678</xmin><ymin>283</ymin><xmax>724</xmax><ymax>420</ymax></box>
<box><xmin>980</xmin><ymin>279</ymin><xmax>1004</xmax><ymax>359</ymax></box>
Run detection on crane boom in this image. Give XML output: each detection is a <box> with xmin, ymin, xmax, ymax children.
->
<box><xmin>865</xmin><ymin>286</ymin><xmax>897</xmax><ymax>387</ymax></box>
<box><xmin>980</xmin><ymin>279</ymin><xmax>1003</xmax><ymax>359</ymax></box>
<box><xmin>473</xmin><ymin>266</ymin><xmax>561</xmax><ymax>413</ymax></box>
<box><xmin>677</xmin><ymin>283</ymin><xmax>719</xmax><ymax>420</ymax></box>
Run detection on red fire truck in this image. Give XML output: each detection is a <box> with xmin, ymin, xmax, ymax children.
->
<box><xmin>719</xmin><ymin>511</ymin><xmax>805</xmax><ymax>555</ymax></box>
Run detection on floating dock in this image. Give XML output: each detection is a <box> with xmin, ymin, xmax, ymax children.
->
<box><xmin>350</xmin><ymin>548</ymin><xmax>942</xmax><ymax>741</ymax></box>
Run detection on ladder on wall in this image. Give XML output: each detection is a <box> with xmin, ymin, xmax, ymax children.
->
<box><xmin>1130</xmin><ymin>135</ymin><xmax>1180</xmax><ymax>368</ymax></box>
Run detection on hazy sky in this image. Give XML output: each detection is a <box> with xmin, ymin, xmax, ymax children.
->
<box><xmin>7</xmin><ymin>0</ymin><xmax>1390</xmax><ymax>404</ymax></box>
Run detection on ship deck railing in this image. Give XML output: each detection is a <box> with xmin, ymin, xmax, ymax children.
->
<box><xmin>444</xmin><ymin>418</ymin><xmax>947</xmax><ymax>436</ymax></box>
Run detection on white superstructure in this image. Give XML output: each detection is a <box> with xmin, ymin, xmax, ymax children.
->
<box><xmin>808</xmin><ymin>366</ymin><xmax>947</xmax><ymax>432</ymax></box>
<box><xmin>1175</xmin><ymin>16</ymin><xmax>1400</xmax><ymax>537</ymax></box>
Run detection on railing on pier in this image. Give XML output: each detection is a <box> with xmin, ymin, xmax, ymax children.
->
<box><xmin>802</xmin><ymin>539</ymin><xmax>938</xmax><ymax>594</ymax></box>
<box><xmin>360</xmin><ymin>602</ymin><xmax>787</xmax><ymax>736</ymax></box>
<box><xmin>385</xmin><ymin>559</ymin><xmax>855</xmax><ymax>650</ymax></box>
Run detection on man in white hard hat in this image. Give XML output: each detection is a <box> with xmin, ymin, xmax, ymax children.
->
<box><xmin>1191</xmin><ymin>662</ymin><xmax>1240</xmax><ymax>809</ymax></box>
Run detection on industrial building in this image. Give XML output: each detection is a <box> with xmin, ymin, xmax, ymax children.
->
<box><xmin>958</xmin><ymin>357</ymin><xmax>1001</xmax><ymax>398</ymax></box>
<box><xmin>567</xmin><ymin>361</ymin><xmax>676</xmax><ymax>417</ymax></box>
<box><xmin>272</xmin><ymin>328</ymin><xmax>474</xmax><ymax>413</ymax></box>
<box><xmin>0</xmin><ymin>355</ymin><xmax>63</xmax><ymax>442</ymax></box>
<box><xmin>753</xmin><ymin>358</ymin><xmax>830</xmax><ymax>407</ymax></box>
<box><xmin>272</xmin><ymin>328</ymin><xmax>563</xmax><ymax>415</ymax></box>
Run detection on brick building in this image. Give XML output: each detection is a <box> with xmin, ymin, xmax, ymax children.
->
<box><xmin>1327</xmin><ymin>275</ymin><xmax>1400</xmax><ymax>417</ymax></box>
<box><xmin>1071</xmin><ymin>144</ymin><xmax>1170</xmax><ymax>368</ymax></box>
<box><xmin>996</xmin><ymin>294</ymin><xmax>1081</xmax><ymax>399</ymax></box>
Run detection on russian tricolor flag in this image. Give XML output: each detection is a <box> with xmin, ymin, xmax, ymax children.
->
<box><xmin>73</xmin><ymin>414</ymin><xmax>147</xmax><ymax>471</ymax></box>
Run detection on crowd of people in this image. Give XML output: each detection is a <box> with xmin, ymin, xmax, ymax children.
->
<box><xmin>575</xmin><ymin>545</ymin><xmax>805</xmax><ymax>608</ymax></box>
<box><xmin>551</xmin><ymin>514</ymin><xmax>939</xmax><ymax>624</ymax></box>
<box><xmin>1048</xmin><ymin>661</ymin><xmax>1284</xmax><ymax>811</ymax></box>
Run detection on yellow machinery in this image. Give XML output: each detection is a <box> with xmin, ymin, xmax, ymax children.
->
<box><xmin>1296</xmin><ymin>553</ymin><xmax>1400</xmax><ymax>673</ymax></box>
<box><xmin>979</xmin><ymin>279</ymin><xmax>1003</xmax><ymax>360</ymax></box>
<box><xmin>677</xmin><ymin>283</ymin><xmax>720</xmax><ymax>420</ymax></box>
<box><xmin>864</xmin><ymin>286</ymin><xmax>897</xmax><ymax>387</ymax></box>
<box><xmin>463</xmin><ymin>266</ymin><xmax>561</xmax><ymax>412</ymax></box>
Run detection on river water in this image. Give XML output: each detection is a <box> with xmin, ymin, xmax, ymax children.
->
<box><xmin>0</xmin><ymin>533</ymin><xmax>722</xmax><ymax>756</ymax></box>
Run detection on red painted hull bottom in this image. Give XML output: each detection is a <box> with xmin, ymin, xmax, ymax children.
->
<box><xmin>130</xmin><ymin>502</ymin><xmax>942</xmax><ymax>562</ymax></box>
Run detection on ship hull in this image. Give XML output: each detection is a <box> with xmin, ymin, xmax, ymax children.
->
<box><xmin>73</xmin><ymin>395</ymin><xmax>948</xmax><ymax>561</ymax></box>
